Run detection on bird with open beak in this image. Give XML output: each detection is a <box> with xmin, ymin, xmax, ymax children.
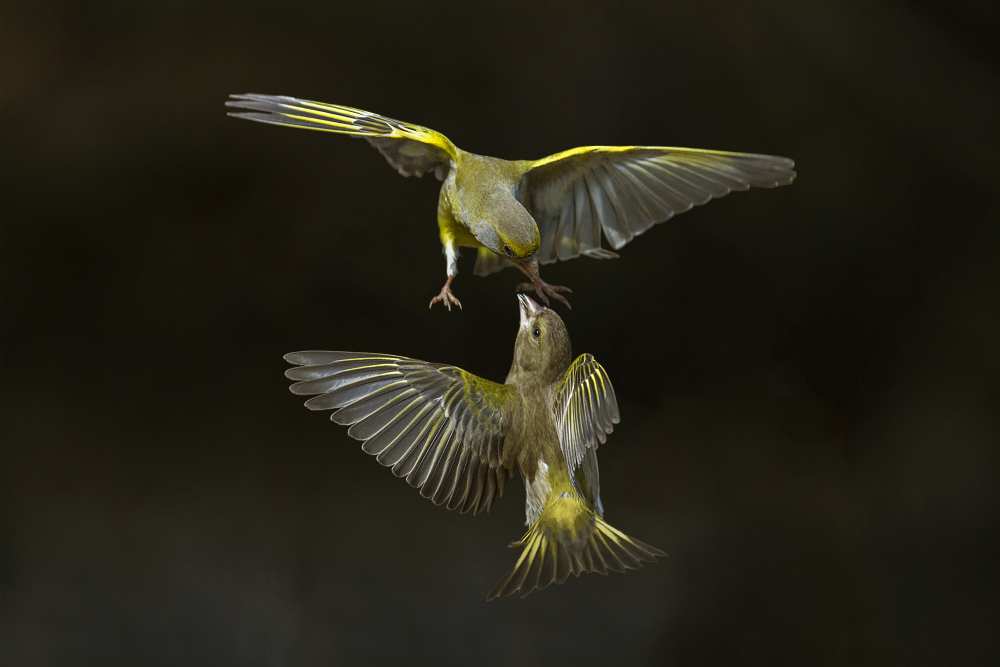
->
<box><xmin>283</xmin><ymin>294</ymin><xmax>663</xmax><ymax>599</ymax></box>
<box><xmin>227</xmin><ymin>93</ymin><xmax>796</xmax><ymax>310</ymax></box>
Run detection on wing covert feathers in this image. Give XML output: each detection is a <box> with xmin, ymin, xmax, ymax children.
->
<box><xmin>227</xmin><ymin>93</ymin><xmax>456</xmax><ymax>179</ymax></box>
<box><xmin>284</xmin><ymin>351</ymin><xmax>512</xmax><ymax>514</ymax></box>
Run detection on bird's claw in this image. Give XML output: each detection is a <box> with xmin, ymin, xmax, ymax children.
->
<box><xmin>429</xmin><ymin>283</ymin><xmax>463</xmax><ymax>311</ymax></box>
<box><xmin>516</xmin><ymin>281</ymin><xmax>573</xmax><ymax>310</ymax></box>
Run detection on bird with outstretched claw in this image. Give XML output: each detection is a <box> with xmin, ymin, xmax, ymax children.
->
<box><xmin>283</xmin><ymin>294</ymin><xmax>663</xmax><ymax>599</ymax></box>
<box><xmin>227</xmin><ymin>93</ymin><xmax>796</xmax><ymax>311</ymax></box>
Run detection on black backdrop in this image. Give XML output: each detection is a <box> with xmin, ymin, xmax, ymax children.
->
<box><xmin>2</xmin><ymin>1</ymin><xmax>997</xmax><ymax>665</ymax></box>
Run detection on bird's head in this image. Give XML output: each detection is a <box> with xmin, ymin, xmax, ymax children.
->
<box><xmin>513</xmin><ymin>294</ymin><xmax>571</xmax><ymax>381</ymax></box>
<box><xmin>470</xmin><ymin>194</ymin><xmax>540</xmax><ymax>260</ymax></box>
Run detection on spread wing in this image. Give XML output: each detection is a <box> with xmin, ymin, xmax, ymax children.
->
<box><xmin>552</xmin><ymin>354</ymin><xmax>620</xmax><ymax>474</ymax></box>
<box><xmin>285</xmin><ymin>351</ymin><xmax>514</xmax><ymax>514</ymax></box>
<box><xmin>518</xmin><ymin>145</ymin><xmax>796</xmax><ymax>263</ymax></box>
<box><xmin>227</xmin><ymin>93</ymin><xmax>456</xmax><ymax>180</ymax></box>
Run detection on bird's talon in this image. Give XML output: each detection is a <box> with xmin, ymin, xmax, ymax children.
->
<box><xmin>516</xmin><ymin>282</ymin><xmax>549</xmax><ymax>305</ymax></box>
<box><xmin>429</xmin><ymin>283</ymin><xmax>462</xmax><ymax>311</ymax></box>
<box><xmin>517</xmin><ymin>279</ymin><xmax>573</xmax><ymax>309</ymax></box>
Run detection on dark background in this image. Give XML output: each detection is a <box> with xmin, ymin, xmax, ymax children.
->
<box><xmin>2</xmin><ymin>1</ymin><xmax>997</xmax><ymax>665</ymax></box>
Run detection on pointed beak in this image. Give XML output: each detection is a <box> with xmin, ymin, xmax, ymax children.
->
<box><xmin>518</xmin><ymin>293</ymin><xmax>543</xmax><ymax>327</ymax></box>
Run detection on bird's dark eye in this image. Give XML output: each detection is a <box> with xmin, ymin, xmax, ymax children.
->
<box><xmin>502</xmin><ymin>244</ymin><xmax>514</xmax><ymax>257</ymax></box>
<box><xmin>532</xmin><ymin>327</ymin><xmax>541</xmax><ymax>339</ymax></box>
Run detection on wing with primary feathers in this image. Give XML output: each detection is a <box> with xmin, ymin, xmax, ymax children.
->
<box><xmin>519</xmin><ymin>145</ymin><xmax>796</xmax><ymax>264</ymax></box>
<box><xmin>227</xmin><ymin>93</ymin><xmax>456</xmax><ymax>179</ymax></box>
<box><xmin>285</xmin><ymin>351</ymin><xmax>513</xmax><ymax>514</ymax></box>
<box><xmin>553</xmin><ymin>354</ymin><xmax>620</xmax><ymax>475</ymax></box>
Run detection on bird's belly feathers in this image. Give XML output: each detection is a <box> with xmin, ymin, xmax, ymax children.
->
<box><xmin>521</xmin><ymin>458</ymin><xmax>598</xmax><ymax>556</ymax></box>
<box><xmin>522</xmin><ymin>453</ymin><xmax>580</xmax><ymax>526</ymax></box>
<box><xmin>524</xmin><ymin>459</ymin><xmax>553</xmax><ymax>526</ymax></box>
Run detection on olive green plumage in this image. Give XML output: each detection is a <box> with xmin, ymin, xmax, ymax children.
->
<box><xmin>283</xmin><ymin>294</ymin><xmax>663</xmax><ymax>599</ymax></box>
<box><xmin>227</xmin><ymin>93</ymin><xmax>796</xmax><ymax>310</ymax></box>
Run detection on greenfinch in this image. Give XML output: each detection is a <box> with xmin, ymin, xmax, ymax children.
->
<box><xmin>227</xmin><ymin>93</ymin><xmax>796</xmax><ymax>310</ymax></box>
<box><xmin>283</xmin><ymin>294</ymin><xmax>662</xmax><ymax>599</ymax></box>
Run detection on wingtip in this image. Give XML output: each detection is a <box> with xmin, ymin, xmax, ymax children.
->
<box><xmin>225</xmin><ymin>111</ymin><xmax>279</xmax><ymax>125</ymax></box>
<box><xmin>228</xmin><ymin>92</ymin><xmax>279</xmax><ymax>101</ymax></box>
<box><xmin>287</xmin><ymin>382</ymin><xmax>313</xmax><ymax>396</ymax></box>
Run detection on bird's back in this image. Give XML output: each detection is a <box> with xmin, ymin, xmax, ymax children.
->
<box><xmin>449</xmin><ymin>151</ymin><xmax>521</xmax><ymax>214</ymax></box>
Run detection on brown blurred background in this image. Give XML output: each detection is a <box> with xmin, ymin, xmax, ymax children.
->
<box><xmin>1</xmin><ymin>1</ymin><xmax>998</xmax><ymax>665</ymax></box>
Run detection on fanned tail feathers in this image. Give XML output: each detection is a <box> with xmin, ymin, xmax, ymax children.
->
<box><xmin>487</xmin><ymin>507</ymin><xmax>663</xmax><ymax>600</ymax></box>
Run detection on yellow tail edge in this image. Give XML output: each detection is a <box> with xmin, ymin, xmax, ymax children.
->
<box><xmin>486</xmin><ymin>513</ymin><xmax>664</xmax><ymax>601</ymax></box>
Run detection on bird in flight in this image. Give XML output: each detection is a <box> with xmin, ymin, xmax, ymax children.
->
<box><xmin>283</xmin><ymin>294</ymin><xmax>662</xmax><ymax>599</ymax></box>
<box><xmin>228</xmin><ymin>93</ymin><xmax>795</xmax><ymax>310</ymax></box>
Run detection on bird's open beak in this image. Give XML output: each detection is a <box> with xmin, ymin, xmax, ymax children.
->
<box><xmin>518</xmin><ymin>293</ymin><xmax>543</xmax><ymax>328</ymax></box>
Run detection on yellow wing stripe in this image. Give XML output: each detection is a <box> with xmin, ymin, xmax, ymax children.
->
<box><xmin>530</xmin><ymin>144</ymin><xmax>796</xmax><ymax>170</ymax></box>
<box><xmin>227</xmin><ymin>93</ymin><xmax>458</xmax><ymax>160</ymax></box>
<box><xmin>282</xmin><ymin>112</ymin><xmax>367</xmax><ymax>134</ymax></box>
<box><xmin>289</xmin><ymin>98</ymin><xmax>457</xmax><ymax>158</ymax></box>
